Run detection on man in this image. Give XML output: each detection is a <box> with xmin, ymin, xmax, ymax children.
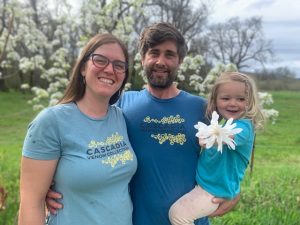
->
<box><xmin>46</xmin><ymin>22</ymin><xmax>239</xmax><ymax>225</ymax></box>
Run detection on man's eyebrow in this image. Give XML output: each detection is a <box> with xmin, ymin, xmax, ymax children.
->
<box><xmin>149</xmin><ymin>48</ymin><xmax>159</xmax><ymax>52</ymax></box>
<box><xmin>165</xmin><ymin>50</ymin><xmax>177</xmax><ymax>54</ymax></box>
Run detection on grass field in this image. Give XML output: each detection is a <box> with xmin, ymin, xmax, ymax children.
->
<box><xmin>0</xmin><ymin>91</ymin><xmax>300</xmax><ymax>225</ymax></box>
<box><xmin>0</xmin><ymin>92</ymin><xmax>38</xmax><ymax>225</ymax></box>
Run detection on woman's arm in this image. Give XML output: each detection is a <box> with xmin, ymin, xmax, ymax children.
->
<box><xmin>18</xmin><ymin>157</ymin><xmax>58</xmax><ymax>225</ymax></box>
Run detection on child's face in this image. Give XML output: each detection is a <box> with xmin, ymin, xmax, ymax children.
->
<box><xmin>216</xmin><ymin>81</ymin><xmax>247</xmax><ymax>120</ymax></box>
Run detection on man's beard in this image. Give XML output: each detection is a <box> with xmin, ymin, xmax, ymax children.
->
<box><xmin>145</xmin><ymin>67</ymin><xmax>177</xmax><ymax>89</ymax></box>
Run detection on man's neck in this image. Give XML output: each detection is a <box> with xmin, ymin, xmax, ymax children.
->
<box><xmin>146</xmin><ymin>84</ymin><xmax>180</xmax><ymax>99</ymax></box>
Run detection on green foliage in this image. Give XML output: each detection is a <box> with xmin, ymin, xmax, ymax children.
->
<box><xmin>0</xmin><ymin>91</ymin><xmax>299</xmax><ymax>225</ymax></box>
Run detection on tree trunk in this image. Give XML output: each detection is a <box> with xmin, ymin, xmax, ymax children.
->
<box><xmin>0</xmin><ymin>79</ymin><xmax>9</xmax><ymax>91</ymax></box>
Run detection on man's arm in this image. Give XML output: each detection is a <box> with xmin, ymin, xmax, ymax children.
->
<box><xmin>46</xmin><ymin>181</ymin><xmax>240</xmax><ymax>217</ymax></box>
<box><xmin>45</xmin><ymin>187</ymin><xmax>63</xmax><ymax>215</ymax></box>
<box><xmin>209</xmin><ymin>193</ymin><xmax>240</xmax><ymax>217</ymax></box>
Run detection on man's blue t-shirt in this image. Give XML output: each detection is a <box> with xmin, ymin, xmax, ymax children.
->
<box><xmin>22</xmin><ymin>103</ymin><xmax>137</xmax><ymax>225</ymax></box>
<box><xmin>118</xmin><ymin>89</ymin><xmax>209</xmax><ymax>225</ymax></box>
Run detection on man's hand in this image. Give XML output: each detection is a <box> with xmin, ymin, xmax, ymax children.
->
<box><xmin>209</xmin><ymin>194</ymin><xmax>240</xmax><ymax>217</ymax></box>
<box><xmin>45</xmin><ymin>188</ymin><xmax>63</xmax><ymax>215</ymax></box>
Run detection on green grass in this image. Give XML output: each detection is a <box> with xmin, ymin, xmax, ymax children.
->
<box><xmin>0</xmin><ymin>92</ymin><xmax>37</xmax><ymax>225</ymax></box>
<box><xmin>0</xmin><ymin>91</ymin><xmax>300</xmax><ymax>225</ymax></box>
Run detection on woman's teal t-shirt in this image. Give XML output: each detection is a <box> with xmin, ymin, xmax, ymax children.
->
<box><xmin>22</xmin><ymin>103</ymin><xmax>137</xmax><ymax>225</ymax></box>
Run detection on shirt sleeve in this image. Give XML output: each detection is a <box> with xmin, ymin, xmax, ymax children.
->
<box><xmin>234</xmin><ymin>120</ymin><xmax>254</xmax><ymax>147</ymax></box>
<box><xmin>22</xmin><ymin>108</ymin><xmax>61</xmax><ymax>160</ymax></box>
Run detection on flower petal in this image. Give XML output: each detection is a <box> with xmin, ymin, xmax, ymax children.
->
<box><xmin>194</xmin><ymin>121</ymin><xmax>207</xmax><ymax>130</ymax></box>
<box><xmin>216</xmin><ymin>135</ymin><xmax>223</xmax><ymax>152</ymax></box>
<box><xmin>211</xmin><ymin>111</ymin><xmax>219</xmax><ymax>126</ymax></box>
<box><xmin>204</xmin><ymin>135</ymin><xmax>216</xmax><ymax>149</ymax></box>
<box><xmin>231</xmin><ymin>128</ymin><xmax>243</xmax><ymax>135</ymax></box>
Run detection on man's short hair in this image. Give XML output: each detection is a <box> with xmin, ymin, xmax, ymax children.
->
<box><xmin>139</xmin><ymin>22</ymin><xmax>188</xmax><ymax>61</ymax></box>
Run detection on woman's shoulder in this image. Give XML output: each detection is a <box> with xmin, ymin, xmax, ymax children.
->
<box><xmin>34</xmin><ymin>103</ymin><xmax>75</xmax><ymax>121</ymax></box>
<box><xmin>49</xmin><ymin>102</ymin><xmax>75</xmax><ymax>111</ymax></box>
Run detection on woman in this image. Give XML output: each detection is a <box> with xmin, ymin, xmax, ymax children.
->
<box><xmin>18</xmin><ymin>33</ymin><xmax>137</xmax><ymax>225</ymax></box>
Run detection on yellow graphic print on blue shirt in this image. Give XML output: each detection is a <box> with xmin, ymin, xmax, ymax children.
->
<box><xmin>142</xmin><ymin>114</ymin><xmax>186</xmax><ymax>145</ymax></box>
<box><xmin>86</xmin><ymin>132</ymin><xmax>134</xmax><ymax>167</ymax></box>
<box><xmin>102</xmin><ymin>150</ymin><xmax>134</xmax><ymax>168</ymax></box>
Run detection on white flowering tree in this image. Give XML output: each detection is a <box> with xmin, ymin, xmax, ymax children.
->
<box><xmin>0</xmin><ymin>0</ymin><xmax>72</xmax><ymax>90</ymax></box>
<box><xmin>14</xmin><ymin>0</ymin><xmax>143</xmax><ymax>107</ymax></box>
<box><xmin>0</xmin><ymin>0</ymin><xmax>20</xmax><ymax>90</ymax></box>
<box><xmin>24</xmin><ymin>0</ymin><xmax>143</xmax><ymax>108</ymax></box>
<box><xmin>0</xmin><ymin>0</ymin><xmax>278</xmax><ymax>123</ymax></box>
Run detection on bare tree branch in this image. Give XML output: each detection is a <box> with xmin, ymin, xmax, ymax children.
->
<box><xmin>0</xmin><ymin>10</ymin><xmax>14</xmax><ymax>63</ymax></box>
<box><xmin>207</xmin><ymin>17</ymin><xmax>274</xmax><ymax>69</ymax></box>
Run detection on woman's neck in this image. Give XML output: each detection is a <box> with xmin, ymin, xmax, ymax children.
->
<box><xmin>76</xmin><ymin>94</ymin><xmax>109</xmax><ymax>119</ymax></box>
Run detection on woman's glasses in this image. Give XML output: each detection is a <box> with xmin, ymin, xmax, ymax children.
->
<box><xmin>90</xmin><ymin>54</ymin><xmax>127</xmax><ymax>74</ymax></box>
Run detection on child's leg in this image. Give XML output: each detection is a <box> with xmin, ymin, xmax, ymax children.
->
<box><xmin>169</xmin><ymin>185</ymin><xmax>219</xmax><ymax>225</ymax></box>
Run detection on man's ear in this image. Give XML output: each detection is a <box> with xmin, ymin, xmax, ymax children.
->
<box><xmin>141</xmin><ymin>58</ymin><xmax>145</xmax><ymax>66</ymax></box>
<box><xmin>178</xmin><ymin>58</ymin><xmax>183</xmax><ymax>65</ymax></box>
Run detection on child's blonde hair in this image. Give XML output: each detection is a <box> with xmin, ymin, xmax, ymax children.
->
<box><xmin>206</xmin><ymin>71</ymin><xmax>265</xmax><ymax>129</ymax></box>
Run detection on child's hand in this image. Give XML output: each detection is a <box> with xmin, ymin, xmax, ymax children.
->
<box><xmin>198</xmin><ymin>138</ymin><xmax>206</xmax><ymax>148</ymax></box>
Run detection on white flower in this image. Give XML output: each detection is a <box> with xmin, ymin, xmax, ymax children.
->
<box><xmin>194</xmin><ymin>111</ymin><xmax>243</xmax><ymax>153</ymax></box>
<box><xmin>20</xmin><ymin>83</ymin><xmax>30</xmax><ymax>90</ymax></box>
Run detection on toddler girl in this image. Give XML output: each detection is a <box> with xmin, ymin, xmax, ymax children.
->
<box><xmin>169</xmin><ymin>72</ymin><xmax>264</xmax><ymax>225</ymax></box>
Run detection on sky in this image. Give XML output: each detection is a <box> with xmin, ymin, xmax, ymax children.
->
<box><xmin>208</xmin><ymin>0</ymin><xmax>300</xmax><ymax>78</ymax></box>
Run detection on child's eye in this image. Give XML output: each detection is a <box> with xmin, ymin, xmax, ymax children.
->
<box><xmin>221</xmin><ymin>97</ymin><xmax>229</xmax><ymax>100</ymax></box>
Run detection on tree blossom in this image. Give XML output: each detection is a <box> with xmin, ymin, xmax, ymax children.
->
<box><xmin>258</xmin><ymin>92</ymin><xmax>274</xmax><ymax>106</ymax></box>
<box><xmin>194</xmin><ymin>111</ymin><xmax>243</xmax><ymax>153</ymax></box>
<box><xmin>124</xmin><ymin>83</ymin><xmax>132</xmax><ymax>91</ymax></box>
<box><xmin>262</xmin><ymin>109</ymin><xmax>279</xmax><ymax>124</ymax></box>
<box><xmin>33</xmin><ymin>104</ymin><xmax>45</xmax><ymax>111</ymax></box>
<box><xmin>20</xmin><ymin>83</ymin><xmax>30</xmax><ymax>90</ymax></box>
